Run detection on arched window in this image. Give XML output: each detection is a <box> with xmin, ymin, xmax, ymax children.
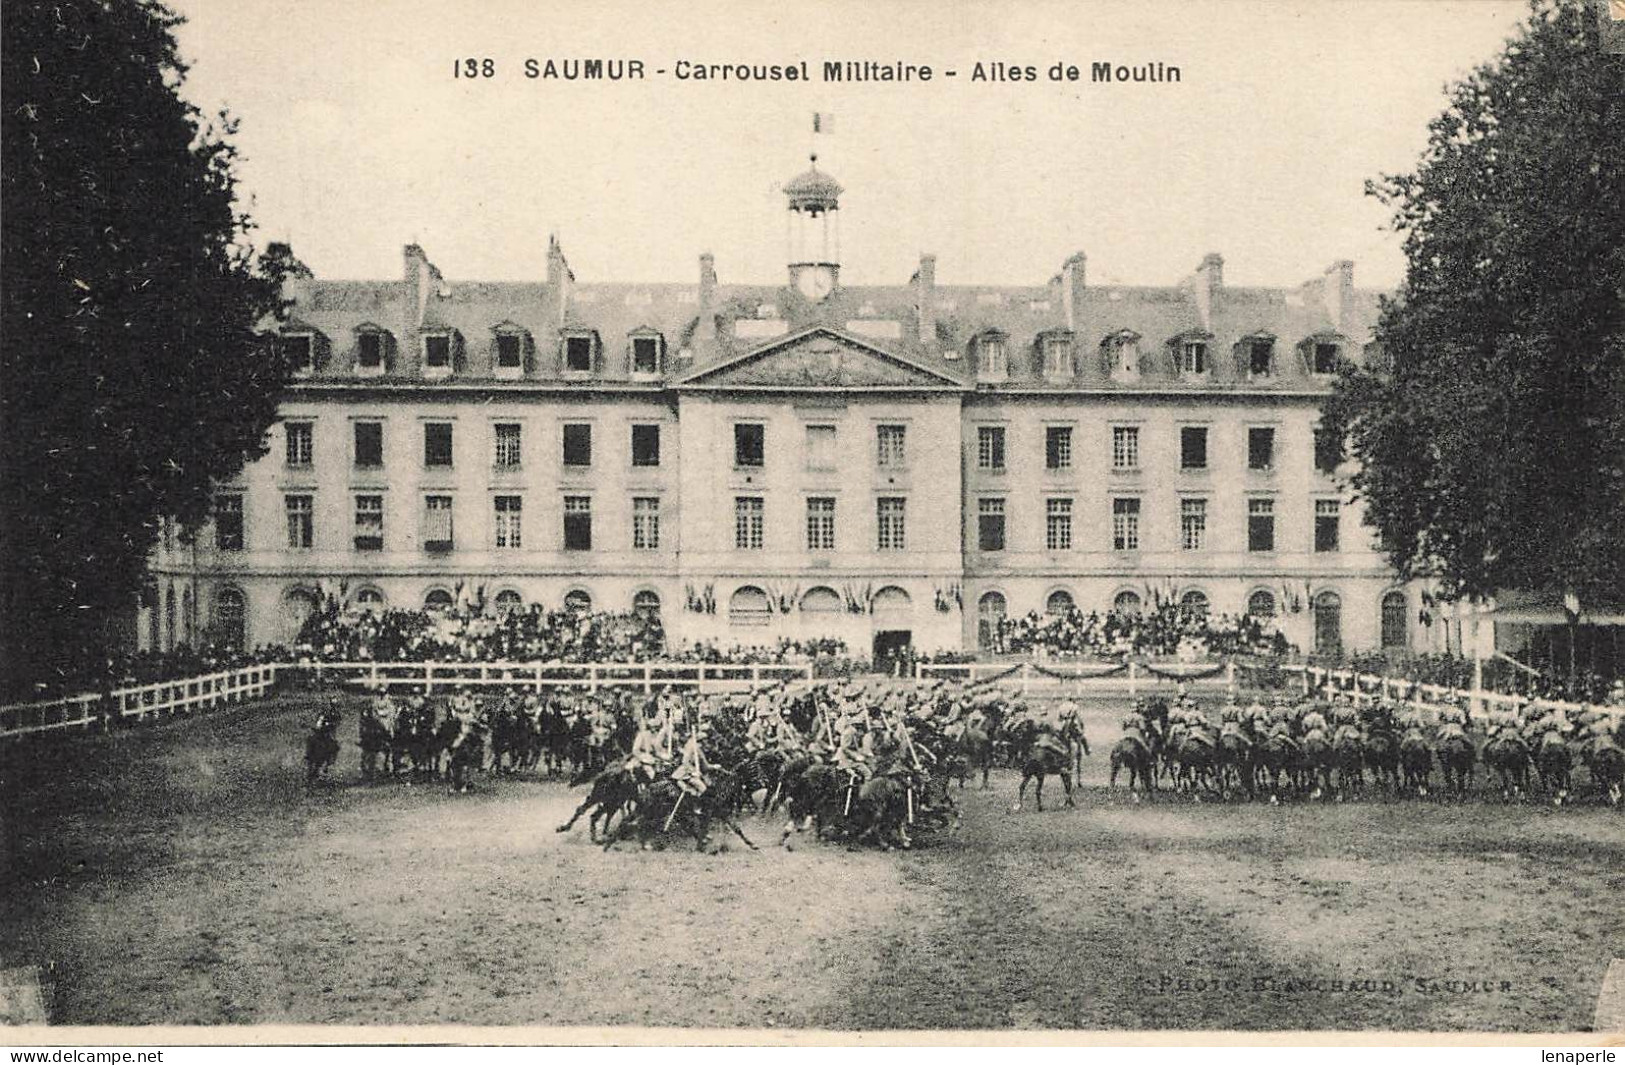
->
<box><xmin>872</xmin><ymin>586</ymin><xmax>912</xmax><ymax>622</ymax></box>
<box><xmin>494</xmin><ymin>589</ymin><xmax>524</xmax><ymax>616</ymax></box>
<box><xmin>1179</xmin><ymin>590</ymin><xmax>1210</xmax><ymax>617</ymax></box>
<box><xmin>423</xmin><ymin>588</ymin><xmax>455</xmax><ymax>613</ymax></box>
<box><xmin>800</xmin><ymin>587</ymin><xmax>842</xmax><ymax>614</ymax></box>
<box><xmin>282</xmin><ymin>587</ymin><xmax>316</xmax><ymax>643</ymax></box>
<box><xmin>214</xmin><ymin>586</ymin><xmax>246</xmax><ymax>650</ymax></box>
<box><xmin>355</xmin><ymin>587</ymin><xmax>386</xmax><ymax>615</ymax></box>
<box><xmin>1313</xmin><ymin>591</ymin><xmax>1343</xmax><ymax>655</ymax></box>
<box><xmin>1046</xmin><ymin>590</ymin><xmax>1074</xmax><ymax>616</ymax></box>
<box><xmin>729</xmin><ymin>586</ymin><xmax>771</xmax><ymax>625</ymax></box>
<box><xmin>563</xmin><ymin>589</ymin><xmax>593</xmax><ymax>614</ymax></box>
<box><xmin>633</xmin><ymin>590</ymin><xmax>661</xmax><ymax>620</ymax></box>
<box><xmin>1381</xmin><ymin>591</ymin><xmax>1408</xmax><ymax>649</ymax></box>
<box><xmin>977</xmin><ymin>592</ymin><xmax>1007</xmax><ymax>650</ymax></box>
<box><xmin>1247</xmin><ymin>589</ymin><xmax>1277</xmax><ymax>619</ymax></box>
<box><xmin>1112</xmin><ymin>590</ymin><xmax>1143</xmax><ymax>616</ymax></box>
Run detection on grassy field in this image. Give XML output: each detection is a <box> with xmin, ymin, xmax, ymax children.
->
<box><xmin>2</xmin><ymin>693</ymin><xmax>1621</xmax><ymax>1032</ymax></box>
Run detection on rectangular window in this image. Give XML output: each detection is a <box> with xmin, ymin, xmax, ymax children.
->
<box><xmin>980</xmin><ymin>337</ymin><xmax>1007</xmax><ymax>377</ymax></box>
<box><xmin>1046</xmin><ymin>498</ymin><xmax>1073</xmax><ymax>551</ymax></box>
<box><xmin>876</xmin><ymin>425</ymin><xmax>907</xmax><ymax>469</ymax></box>
<box><xmin>285</xmin><ymin>494</ymin><xmax>313</xmax><ymax>550</ymax></box>
<box><xmin>424</xmin><ymin>423</ymin><xmax>453</xmax><ymax>468</ymax></box>
<box><xmin>877</xmin><ymin>497</ymin><xmax>906</xmax><ymax>551</ymax></box>
<box><xmin>632</xmin><ymin>336</ymin><xmax>660</xmax><ymax>375</ymax></box>
<box><xmin>806</xmin><ymin>497</ymin><xmax>835</xmax><ymax>551</ymax></box>
<box><xmin>1249</xmin><ymin>338</ymin><xmax>1274</xmax><ymax>376</ymax></box>
<box><xmin>1180</xmin><ymin>426</ymin><xmax>1208</xmax><ymax>470</ymax></box>
<box><xmin>565</xmin><ymin>336</ymin><xmax>593</xmax><ymax>372</ymax></box>
<box><xmin>1314</xmin><ymin>427</ymin><xmax>1342</xmax><ymax>474</ymax></box>
<box><xmin>734</xmin><ymin>496</ymin><xmax>764</xmax><ymax>550</ymax></box>
<box><xmin>1045</xmin><ymin>426</ymin><xmax>1072</xmax><ymax>471</ymax></box>
<box><xmin>494</xmin><ymin>423</ymin><xmax>522</xmax><ymax>469</ymax></box>
<box><xmin>357</xmin><ymin>332</ymin><xmax>383</xmax><ymax>370</ymax></box>
<box><xmin>1112</xmin><ymin>497</ymin><xmax>1141</xmax><ymax>551</ymax></box>
<box><xmin>977</xmin><ymin>426</ymin><xmax>1006</xmax><ymax>471</ymax></box>
<box><xmin>493</xmin><ymin>495</ymin><xmax>522</xmax><ymax>550</ymax></box>
<box><xmin>1181</xmin><ymin>498</ymin><xmax>1207</xmax><ymax>551</ymax></box>
<box><xmin>734</xmin><ymin>424</ymin><xmax>765</xmax><ymax>468</ymax></box>
<box><xmin>1112</xmin><ymin>426</ymin><xmax>1140</xmax><ymax>470</ymax></box>
<box><xmin>1248</xmin><ymin>498</ymin><xmax>1276</xmax><ymax>552</ymax></box>
<box><xmin>563</xmin><ymin>496</ymin><xmax>592</xmax><ymax>551</ymax></box>
<box><xmin>1180</xmin><ymin>340</ymin><xmax>1207</xmax><ymax>374</ymax></box>
<box><xmin>423</xmin><ymin>334</ymin><xmax>451</xmax><ymax>369</ymax></box>
<box><xmin>631</xmin><ymin>424</ymin><xmax>661</xmax><ymax>467</ymax></box>
<box><xmin>1315</xmin><ymin>499</ymin><xmax>1341</xmax><ymax>553</ymax></box>
<box><xmin>285</xmin><ymin>422</ymin><xmax>313</xmax><ymax>468</ymax></box>
<box><xmin>282</xmin><ymin>335</ymin><xmax>313</xmax><ymax>374</ymax></box>
<box><xmin>214</xmin><ymin>495</ymin><xmax>243</xmax><ymax>552</ymax></box>
<box><xmin>1248</xmin><ymin>427</ymin><xmax>1275</xmax><ymax>471</ymax></box>
<box><xmin>1043</xmin><ymin>337</ymin><xmax>1074</xmax><ymax>376</ymax></box>
<box><xmin>354</xmin><ymin>495</ymin><xmax>383</xmax><ymax>552</ymax></box>
<box><xmin>805</xmin><ymin>425</ymin><xmax>836</xmax><ymax>471</ymax></box>
<box><xmin>562</xmin><ymin>423</ymin><xmax>592</xmax><ymax>467</ymax></box>
<box><xmin>1313</xmin><ymin>342</ymin><xmax>1339</xmax><ymax>375</ymax></box>
<box><xmin>422</xmin><ymin>495</ymin><xmax>454</xmax><ymax>552</ymax></box>
<box><xmin>978</xmin><ymin>498</ymin><xmax>1006</xmax><ymax>552</ymax></box>
<box><xmin>354</xmin><ymin>422</ymin><xmax>383</xmax><ymax>469</ymax></box>
<box><xmin>496</xmin><ymin>333</ymin><xmax>523</xmax><ymax>369</ymax></box>
<box><xmin>632</xmin><ymin>497</ymin><xmax>661</xmax><ymax>550</ymax></box>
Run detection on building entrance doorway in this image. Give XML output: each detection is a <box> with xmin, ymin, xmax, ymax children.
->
<box><xmin>873</xmin><ymin>630</ymin><xmax>913</xmax><ymax>674</ymax></box>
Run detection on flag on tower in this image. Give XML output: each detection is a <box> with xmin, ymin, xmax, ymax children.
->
<box><xmin>812</xmin><ymin>112</ymin><xmax>834</xmax><ymax>134</ymax></box>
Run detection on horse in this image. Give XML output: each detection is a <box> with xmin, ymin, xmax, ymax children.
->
<box><xmin>1362</xmin><ymin>727</ymin><xmax>1401</xmax><ymax>793</ymax></box>
<box><xmin>357</xmin><ymin>709</ymin><xmax>391</xmax><ymax>782</ymax></box>
<box><xmin>1301</xmin><ymin>729</ymin><xmax>1334</xmax><ymax>799</ymax></box>
<box><xmin>1583</xmin><ymin>738</ymin><xmax>1623</xmax><ymax>806</ymax></box>
<box><xmin>605</xmin><ymin>767</ymin><xmax>758</xmax><ymax>853</ymax></box>
<box><xmin>1109</xmin><ymin>731</ymin><xmax>1157</xmax><ymax>799</ymax></box>
<box><xmin>556</xmin><ymin>762</ymin><xmax>640</xmax><ymax>843</ymax></box>
<box><xmin>446</xmin><ymin>721</ymin><xmax>486</xmax><ymax>793</ymax></box>
<box><xmin>1259</xmin><ymin>732</ymin><xmax>1301</xmax><ymax>804</ymax></box>
<box><xmin>1436</xmin><ymin>733</ymin><xmax>1477</xmax><ymax>797</ymax></box>
<box><xmin>304</xmin><ymin>717</ymin><xmax>340</xmax><ymax>785</ymax></box>
<box><xmin>1171</xmin><ymin>728</ymin><xmax>1221</xmax><ymax>800</ymax></box>
<box><xmin>1399</xmin><ymin>731</ymin><xmax>1433</xmax><ymax>796</ymax></box>
<box><xmin>1012</xmin><ymin>727</ymin><xmax>1074</xmax><ymax>813</ymax></box>
<box><xmin>957</xmin><ymin>725</ymin><xmax>994</xmax><ymax>789</ymax></box>
<box><xmin>1482</xmin><ymin>733</ymin><xmax>1533</xmax><ymax>799</ymax></box>
<box><xmin>1534</xmin><ymin>734</ymin><xmax>1572</xmax><ymax>805</ymax></box>
<box><xmin>1330</xmin><ymin>727</ymin><xmax>1366</xmax><ymax>801</ymax></box>
<box><xmin>1215</xmin><ymin>725</ymin><xmax>1255</xmax><ymax>800</ymax></box>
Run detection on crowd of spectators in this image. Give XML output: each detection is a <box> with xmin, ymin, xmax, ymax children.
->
<box><xmin>292</xmin><ymin>600</ymin><xmax>667</xmax><ymax>664</ymax></box>
<box><xmin>983</xmin><ymin>604</ymin><xmax>1292</xmax><ymax>660</ymax></box>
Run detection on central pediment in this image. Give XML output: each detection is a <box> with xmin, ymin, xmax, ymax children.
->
<box><xmin>677</xmin><ymin>326</ymin><xmax>964</xmax><ymax>390</ymax></box>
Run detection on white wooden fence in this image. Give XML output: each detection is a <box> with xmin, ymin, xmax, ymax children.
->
<box><xmin>282</xmin><ymin>660</ymin><xmax>813</xmax><ymax>694</ymax></box>
<box><xmin>0</xmin><ymin>664</ymin><xmax>281</xmax><ymax>740</ymax></box>
<box><xmin>916</xmin><ymin>659</ymin><xmax>1236</xmax><ymax>694</ymax></box>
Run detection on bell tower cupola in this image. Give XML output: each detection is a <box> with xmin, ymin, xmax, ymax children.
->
<box><xmin>784</xmin><ymin>153</ymin><xmax>842</xmax><ymax>302</ymax></box>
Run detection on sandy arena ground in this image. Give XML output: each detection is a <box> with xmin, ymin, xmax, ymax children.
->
<box><xmin>2</xmin><ymin>693</ymin><xmax>1621</xmax><ymax>1031</ymax></box>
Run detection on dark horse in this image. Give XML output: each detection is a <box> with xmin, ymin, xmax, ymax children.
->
<box><xmin>304</xmin><ymin>714</ymin><xmax>341</xmax><ymax>785</ymax></box>
<box><xmin>604</xmin><ymin>767</ymin><xmax>759</xmax><ymax>853</ymax></box>
<box><xmin>1109</xmin><ymin>730</ymin><xmax>1157</xmax><ymax>798</ymax></box>
<box><xmin>1437</xmin><ymin>733</ymin><xmax>1476</xmax><ymax>796</ymax></box>
<box><xmin>556</xmin><ymin>760</ymin><xmax>639</xmax><ymax>842</ymax></box>
<box><xmin>1011</xmin><ymin>724</ymin><xmax>1074</xmax><ymax>812</ymax></box>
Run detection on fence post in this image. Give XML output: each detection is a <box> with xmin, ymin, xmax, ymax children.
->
<box><xmin>1127</xmin><ymin>661</ymin><xmax>1138</xmax><ymax>696</ymax></box>
<box><xmin>1225</xmin><ymin>660</ymin><xmax>1236</xmax><ymax>691</ymax></box>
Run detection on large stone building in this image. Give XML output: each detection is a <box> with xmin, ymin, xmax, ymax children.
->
<box><xmin>141</xmin><ymin>155</ymin><xmax>1422</xmax><ymax>661</ymax></box>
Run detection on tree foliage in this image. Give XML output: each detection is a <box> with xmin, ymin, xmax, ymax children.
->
<box><xmin>1321</xmin><ymin>0</ymin><xmax>1625</xmax><ymax>607</ymax></box>
<box><xmin>1</xmin><ymin>0</ymin><xmax>301</xmax><ymax>696</ymax></box>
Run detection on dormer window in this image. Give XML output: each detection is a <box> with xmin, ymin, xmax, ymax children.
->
<box><xmin>422</xmin><ymin>333</ymin><xmax>452</xmax><ymax>377</ymax></box>
<box><xmin>354</xmin><ymin>325</ymin><xmax>391</xmax><ymax>377</ymax></box>
<box><xmin>496</xmin><ymin>334</ymin><xmax>522</xmax><ymax>369</ymax></box>
<box><xmin>1041</xmin><ymin>333</ymin><xmax>1075</xmax><ymax>378</ymax></box>
<box><xmin>1103</xmin><ymin>330</ymin><xmax>1142</xmax><ymax>380</ymax></box>
<box><xmin>563</xmin><ymin>332</ymin><xmax>598</xmax><ymax>374</ymax></box>
<box><xmin>280</xmin><ymin>334</ymin><xmax>314</xmax><ymax>375</ymax></box>
<box><xmin>630</xmin><ymin>331</ymin><xmax>665</xmax><ymax>377</ymax></box>
<box><xmin>1313</xmin><ymin>340</ymin><xmax>1339</xmax><ymax>375</ymax></box>
<box><xmin>1179</xmin><ymin>339</ymin><xmax>1208</xmax><ymax>375</ymax></box>
<box><xmin>1247</xmin><ymin>336</ymin><xmax>1275</xmax><ymax>377</ymax></box>
<box><xmin>976</xmin><ymin>331</ymin><xmax>1008</xmax><ymax>379</ymax></box>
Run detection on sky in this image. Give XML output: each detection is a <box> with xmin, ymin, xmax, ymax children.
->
<box><xmin>170</xmin><ymin>0</ymin><xmax>1532</xmax><ymax>292</ymax></box>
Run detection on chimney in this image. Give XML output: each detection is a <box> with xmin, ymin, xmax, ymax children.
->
<box><xmin>695</xmin><ymin>252</ymin><xmax>717</xmax><ymax>347</ymax></box>
<box><xmin>546</xmin><ymin>234</ymin><xmax>573</xmax><ymax>327</ymax></box>
<box><xmin>1061</xmin><ymin>251</ymin><xmax>1087</xmax><ymax>330</ymax></box>
<box><xmin>1193</xmin><ymin>253</ymin><xmax>1223</xmax><ymax>331</ymax></box>
<box><xmin>404</xmin><ymin>243</ymin><xmax>433</xmax><ymax>325</ymax></box>
<box><xmin>913</xmin><ymin>253</ymin><xmax>937</xmax><ymax>350</ymax></box>
<box><xmin>1323</xmin><ymin>260</ymin><xmax>1354</xmax><ymax>335</ymax></box>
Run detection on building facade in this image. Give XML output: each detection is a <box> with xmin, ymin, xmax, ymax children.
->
<box><xmin>142</xmin><ymin>157</ymin><xmax>1423</xmax><ymax>661</ymax></box>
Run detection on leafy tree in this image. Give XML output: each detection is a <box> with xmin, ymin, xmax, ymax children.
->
<box><xmin>1</xmin><ymin>0</ymin><xmax>301</xmax><ymax>697</ymax></box>
<box><xmin>1322</xmin><ymin>0</ymin><xmax>1625</xmax><ymax>610</ymax></box>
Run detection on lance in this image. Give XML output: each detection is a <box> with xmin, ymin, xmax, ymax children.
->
<box><xmin>664</xmin><ymin>790</ymin><xmax>685</xmax><ymax>832</ymax></box>
<box><xmin>843</xmin><ymin>779</ymin><xmax>854</xmax><ymax>816</ymax></box>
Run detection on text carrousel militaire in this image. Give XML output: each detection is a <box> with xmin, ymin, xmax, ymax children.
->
<box><xmin>451</xmin><ymin>57</ymin><xmax>1183</xmax><ymax>85</ymax></box>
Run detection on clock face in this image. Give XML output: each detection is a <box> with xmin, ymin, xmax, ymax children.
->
<box><xmin>796</xmin><ymin>266</ymin><xmax>835</xmax><ymax>302</ymax></box>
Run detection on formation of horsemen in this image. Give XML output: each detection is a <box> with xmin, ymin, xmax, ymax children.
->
<box><xmin>302</xmin><ymin>677</ymin><xmax>1624</xmax><ymax>845</ymax></box>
